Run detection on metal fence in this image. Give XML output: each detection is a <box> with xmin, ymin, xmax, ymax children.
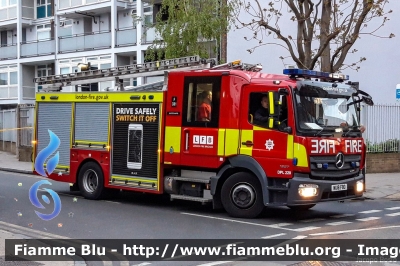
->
<box><xmin>0</xmin><ymin>106</ymin><xmax>34</xmax><ymax>150</ymax></box>
<box><xmin>0</xmin><ymin>104</ymin><xmax>399</xmax><ymax>153</ymax></box>
<box><xmin>361</xmin><ymin>104</ymin><xmax>400</xmax><ymax>153</ymax></box>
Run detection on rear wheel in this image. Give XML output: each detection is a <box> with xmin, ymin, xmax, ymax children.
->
<box><xmin>78</xmin><ymin>161</ymin><xmax>105</xmax><ymax>200</ymax></box>
<box><xmin>221</xmin><ymin>172</ymin><xmax>264</xmax><ymax>218</ymax></box>
<box><xmin>287</xmin><ymin>204</ymin><xmax>315</xmax><ymax>211</ymax></box>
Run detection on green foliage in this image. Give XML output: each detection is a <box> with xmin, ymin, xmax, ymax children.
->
<box><xmin>366</xmin><ymin>139</ymin><xmax>400</xmax><ymax>153</ymax></box>
<box><xmin>144</xmin><ymin>0</ymin><xmax>236</xmax><ymax>62</ymax></box>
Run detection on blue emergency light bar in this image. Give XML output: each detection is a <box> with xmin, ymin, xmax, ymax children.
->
<box><xmin>283</xmin><ymin>68</ymin><xmax>349</xmax><ymax>81</ymax></box>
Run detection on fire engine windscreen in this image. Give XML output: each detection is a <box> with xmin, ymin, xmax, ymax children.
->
<box><xmin>295</xmin><ymin>80</ymin><xmax>359</xmax><ymax>131</ymax></box>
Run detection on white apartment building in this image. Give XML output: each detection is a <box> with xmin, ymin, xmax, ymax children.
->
<box><xmin>0</xmin><ymin>0</ymin><xmax>164</xmax><ymax>109</ymax></box>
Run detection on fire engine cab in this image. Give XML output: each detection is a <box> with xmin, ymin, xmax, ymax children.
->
<box><xmin>32</xmin><ymin>56</ymin><xmax>374</xmax><ymax>218</ymax></box>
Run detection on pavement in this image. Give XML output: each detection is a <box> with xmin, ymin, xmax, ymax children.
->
<box><xmin>0</xmin><ymin>150</ymin><xmax>400</xmax><ymax>266</ymax></box>
<box><xmin>0</xmin><ymin>151</ymin><xmax>399</xmax><ymax>200</ymax></box>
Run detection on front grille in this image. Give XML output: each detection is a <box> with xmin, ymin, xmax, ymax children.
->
<box><xmin>310</xmin><ymin>155</ymin><xmax>361</xmax><ymax>180</ymax></box>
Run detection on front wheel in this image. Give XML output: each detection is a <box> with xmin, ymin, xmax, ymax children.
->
<box><xmin>221</xmin><ymin>172</ymin><xmax>264</xmax><ymax>218</ymax></box>
<box><xmin>78</xmin><ymin>161</ymin><xmax>105</xmax><ymax>200</ymax></box>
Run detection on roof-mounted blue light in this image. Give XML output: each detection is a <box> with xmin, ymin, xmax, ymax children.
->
<box><xmin>283</xmin><ymin>68</ymin><xmax>349</xmax><ymax>81</ymax></box>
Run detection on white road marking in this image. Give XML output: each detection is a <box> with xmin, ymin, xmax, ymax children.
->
<box><xmin>356</xmin><ymin>217</ymin><xmax>381</xmax><ymax>222</ymax></box>
<box><xmin>310</xmin><ymin>225</ymin><xmax>400</xmax><ymax>236</ymax></box>
<box><xmin>385</xmin><ymin>207</ymin><xmax>400</xmax><ymax>210</ymax></box>
<box><xmin>261</xmin><ymin>233</ymin><xmax>286</xmax><ymax>239</ymax></box>
<box><xmin>358</xmin><ymin>210</ymin><xmax>382</xmax><ymax>214</ymax></box>
<box><xmin>131</xmin><ymin>263</ymin><xmax>152</xmax><ymax>266</ymax></box>
<box><xmin>294</xmin><ymin>226</ymin><xmax>320</xmax><ymax>232</ymax></box>
<box><xmin>326</xmin><ymin>221</ymin><xmax>353</xmax><ymax>226</ymax></box>
<box><xmin>292</xmin><ymin>235</ymin><xmax>307</xmax><ymax>239</ymax></box>
<box><xmin>0</xmin><ymin>221</ymin><xmax>125</xmax><ymax>266</ymax></box>
<box><xmin>196</xmin><ymin>262</ymin><xmax>233</xmax><ymax>266</ymax></box>
<box><xmin>386</xmin><ymin>212</ymin><xmax>400</xmax><ymax>217</ymax></box>
<box><xmin>180</xmin><ymin>213</ymin><xmax>299</xmax><ymax>231</ymax></box>
<box><xmin>269</xmin><ymin>223</ymin><xmax>293</xmax><ymax>227</ymax></box>
<box><xmin>330</xmin><ymin>214</ymin><xmax>355</xmax><ymax>218</ymax></box>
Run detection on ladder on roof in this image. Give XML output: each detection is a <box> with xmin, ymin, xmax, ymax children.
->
<box><xmin>34</xmin><ymin>55</ymin><xmax>215</xmax><ymax>91</ymax></box>
<box><xmin>33</xmin><ymin>55</ymin><xmax>263</xmax><ymax>91</ymax></box>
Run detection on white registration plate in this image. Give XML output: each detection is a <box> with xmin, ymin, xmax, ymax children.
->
<box><xmin>331</xmin><ymin>184</ymin><xmax>347</xmax><ymax>192</ymax></box>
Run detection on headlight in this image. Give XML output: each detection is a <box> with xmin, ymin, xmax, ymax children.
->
<box><xmin>298</xmin><ymin>184</ymin><xmax>318</xmax><ymax>197</ymax></box>
<box><xmin>356</xmin><ymin>181</ymin><xmax>364</xmax><ymax>192</ymax></box>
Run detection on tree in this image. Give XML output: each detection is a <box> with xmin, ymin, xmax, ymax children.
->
<box><xmin>144</xmin><ymin>0</ymin><xmax>235</xmax><ymax>63</ymax></box>
<box><xmin>232</xmin><ymin>0</ymin><xmax>394</xmax><ymax>72</ymax></box>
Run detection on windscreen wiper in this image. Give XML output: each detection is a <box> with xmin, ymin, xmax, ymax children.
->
<box><xmin>342</xmin><ymin>126</ymin><xmax>362</xmax><ymax>137</ymax></box>
<box><xmin>314</xmin><ymin>126</ymin><xmax>333</xmax><ymax>137</ymax></box>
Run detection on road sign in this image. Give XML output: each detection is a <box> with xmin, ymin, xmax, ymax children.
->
<box><xmin>397</xmin><ymin>88</ymin><xmax>400</xmax><ymax>100</ymax></box>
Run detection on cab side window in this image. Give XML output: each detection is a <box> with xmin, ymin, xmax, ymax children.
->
<box><xmin>248</xmin><ymin>92</ymin><xmax>269</xmax><ymax>127</ymax></box>
<box><xmin>248</xmin><ymin>92</ymin><xmax>288</xmax><ymax>131</ymax></box>
<box><xmin>182</xmin><ymin>76</ymin><xmax>221</xmax><ymax>128</ymax></box>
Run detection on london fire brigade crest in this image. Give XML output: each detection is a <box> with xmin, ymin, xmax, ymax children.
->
<box><xmin>265</xmin><ymin>139</ymin><xmax>275</xmax><ymax>151</ymax></box>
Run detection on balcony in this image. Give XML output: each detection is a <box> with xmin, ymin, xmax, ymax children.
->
<box><xmin>59</xmin><ymin>30</ymin><xmax>111</xmax><ymax>53</ymax></box>
<box><xmin>0</xmin><ymin>6</ymin><xmax>17</xmax><ymax>22</ymax></box>
<box><xmin>0</xmin><ymin>86</ymin><xmax>18</xmax><ymax>99</ymax></box>
<box><xmin>22</xmin><ymin>86</ymin><xmax>36</xmax><ymax>100</ymax></box>
<box><xmin>21</xmin><ymin>1</ymin><xmax>34</xmax><ymax>19</ymax></box>
<box><xmin>141</xmin><ymin>26</ymin><xmax>156</xmax><ymax>44</ymax></box>
<box><xmin>58</xmin><ymin>0</ymin><xmax>111</xmax><ymax>10</ymax></box>
<box><xmin>0</xmin><ymin>44</ymin><xmax>17</xmax><ymax>60</ymax></box>
<box><xmin>116</xmin><ymin>27</ymin><xmax>137</xmax><ymax>47</ymax></box>
<box><xmin>21</xmin><ymin>39</ymin><xmax>56</xmax><ymax>58</ymax></box>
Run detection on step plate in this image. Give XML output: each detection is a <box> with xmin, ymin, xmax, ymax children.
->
<box><xmin>170</xmin><ymin>194</ymin><xmax>213</xmax><ymax>203</ymax></box>
<box><xmin>168</xmin><ymin>176</ymin><xmax>211</xmax><ymax>184</ymax></box>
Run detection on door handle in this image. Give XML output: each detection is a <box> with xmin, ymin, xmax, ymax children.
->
<box><xmin>242</xmin><ymin>140</ymin><xmax>253</xmax><ymax>146</ymax></box>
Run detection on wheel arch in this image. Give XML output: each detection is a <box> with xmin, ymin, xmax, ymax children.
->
<box><xmin>211</xmin><ymin>155</ymin><xmax>270</xmax><ymax>205</ymax></box>
<box><xmin>75</xmin><ymin>158</ymin><xmax>104</xmax><ymax>189</ymax></box>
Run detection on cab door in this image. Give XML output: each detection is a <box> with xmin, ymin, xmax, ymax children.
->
<box><xmin>180</xmin><ymin>75</ymin><xmax>223</xmax><ymax>168</ymax></box>
<box><xmin>239</xmin><ymin>85</ymin><xmax>294</xmax><ymax>178</ymax></box>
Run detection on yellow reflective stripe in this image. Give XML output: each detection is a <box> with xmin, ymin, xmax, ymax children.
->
<box><xmin>164</xmin><ymin>126</ymin><xmax>181</xmax><ymax>152</ymax></box>
<box><xmin>294</xmin><ymin>143</ymin><xmax>308</xmax><ymax>167</ymax></box>
<box><xmin>157</xmin><ymin>103</ymin><xmax>163</xmax><ymax>190</ymax></box>
<box><xmin>287</xmin><ymin>135</ymin><xmax>294</xmax><ymax>159</ymax></box>
<box><xmin>36</xmin><ymin>92</ymin><xmax>164</xmax><ymax>103</ymax></box>
<box><xmin>108</xmin><ymin>102</ymin><xmax>112</xmax><ymax>146</ymax></box>
<box><xmin>70</xmin><ymin>102</ymin><xmax>74</xmax><ymax>148</ymax></box>
<box><xmin>111</xmin><ymin>175</ymin><xmax>157</xmax><ymax>183</ymax></box>
<box><xmin>253</xmin><ymin>126</ymin><xmax>269</xmax><ymax>131</ymax></box>
<box><xmin>225</xmin><ymin>129</ymin><xmax>239</xmax><ymax>156</ymax></box>
<box><xmin>269</xmin><ymin>91</ymin><xmax>274</xmax><ymax>115</ymax></box>
<box><xmin>240</xmin><ymin>129</ymin><xmax>253</xmax><ymax>156</ymax></box>
<box><xmin>218</xmin><ymin>129</ymin><xmax>225</xmax><ymax>156</ymax></box>
<box><xmin>32</xmin><ymin>104</ymin><xmax>38</xmax><ymax>172</ymax></box>
<box><xmin>75</xmin><ymin>140</ymin><xmax>107</xmax><ymax>145</ymax></box>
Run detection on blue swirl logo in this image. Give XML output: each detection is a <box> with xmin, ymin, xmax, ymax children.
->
<box><xmin>30</xmin><ymin>130</ymin><xmax>62</xmax><ymax>221</ymax></box>
<box><xmin>35</xmin><ymin>129</ymin><xmax>60</xmax><ymax>177</ymax></box>
<box><xmin>29</xmin><ymin>180</ymin><xmax>62</xmax><ymax>221</ymax></box>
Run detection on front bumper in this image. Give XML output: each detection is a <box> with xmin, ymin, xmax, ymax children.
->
<box><xmin>286</xmin><ymin>173</ymin><xmax>365</xmax><ymax>205</ymax></box>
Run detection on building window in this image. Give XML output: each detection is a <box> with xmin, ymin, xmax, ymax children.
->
<box><xmin>0</xmin><ymin>0</ymin><xmax>17</xmax><ymax>7</ymax></box>
<box><xmin>37</xmin><ymin>0</ymin><xmax>52</xmax><ymax>19</ymax></box>
<box><xmin>0</xmin><ymin>73</ymin><xmax>8</xmax><ymax>86</ymax></box>
<box><xmin>37</xmin><ymin>24</ymin><xmax>51</xmax><ymax>40</ymax></box>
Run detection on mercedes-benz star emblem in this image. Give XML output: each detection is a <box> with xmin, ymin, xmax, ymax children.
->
<box><xmin>335</xmin><ymin>152</ymin><xmax>345</xmax><ymax>169</ymax></box>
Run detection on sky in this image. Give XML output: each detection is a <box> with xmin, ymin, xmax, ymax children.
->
<box><xmin>227</xmin><ymin>0</ymin><xmax>400</xmax><ymax>105</ymax></box>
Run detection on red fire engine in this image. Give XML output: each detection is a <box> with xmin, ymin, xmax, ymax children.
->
<box><xmin>32</xmin><ymin>56</ymin><xmax>373</xmax><ymax>218</ymax></box>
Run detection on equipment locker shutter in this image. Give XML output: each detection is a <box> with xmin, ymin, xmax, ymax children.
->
<box><xmin>37</xmin><ymin>102</ymin><xmax>72</xmax><ymax>168</ymax></box>
<box><xmin>74</xmin><ymin>103</ymin><xmax>109</xmax><ymax>144</ymax></box>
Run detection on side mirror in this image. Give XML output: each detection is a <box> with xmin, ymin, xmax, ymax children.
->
<box><xmin>283</xmin><ymin>126</ymin><xmax>292</xmax><ymax>134</ymax></box>
<box><xmin>357</xmin><ymin>90</ymin><xmax>374</xmax><ymax>106</ymax></box>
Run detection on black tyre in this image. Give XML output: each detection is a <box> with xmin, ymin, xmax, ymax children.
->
<box><xmin>287</xmin><ymin>204</ymin><xmax>315</xmax><ymax>211</ymax></box>
<box><xmin>78</xmin><ymin>161</ymin><xmax>105</xmax><ymax>200</ymax></box>
<box><xmin>221</xmin><ymin>172</ymin><xmax>264</xmax><ymax>218</ymax></box>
